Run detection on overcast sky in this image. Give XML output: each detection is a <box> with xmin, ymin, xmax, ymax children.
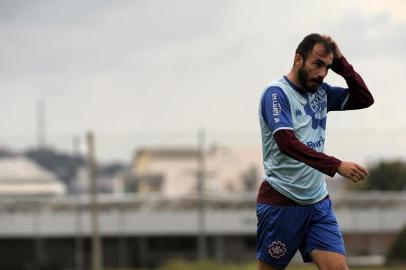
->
<box><xmin>1</xmin><ymin>0</ymin><xmax>406</xmax><ymax>163</ymax></box>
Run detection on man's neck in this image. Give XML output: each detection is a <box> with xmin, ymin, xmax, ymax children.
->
<box><xmin>286</xmin><ymin>70</ymin><xmax>302</xmax><ymax>89</ymax></box>
<box><xmin>285</xmin><ymin>70</ymin><xmax>307</xmax><ymax>96</ymax></box>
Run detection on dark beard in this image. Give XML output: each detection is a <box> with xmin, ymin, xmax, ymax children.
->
<box><xmin>297</xmin><ymin>66</ymin><xmax>322</xmax><ymax>93</ymax></box>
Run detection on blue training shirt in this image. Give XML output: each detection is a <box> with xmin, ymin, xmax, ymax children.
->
<box><xmin>258</xmin><ymin>76</ymin><xmax>349</xmax><ymax>205</ymax></box>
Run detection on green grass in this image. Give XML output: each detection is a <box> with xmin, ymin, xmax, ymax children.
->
<box><xmin>104</xmin><ymin>259</ymin><xmax>406</xmax><ymax>270</ymax></box>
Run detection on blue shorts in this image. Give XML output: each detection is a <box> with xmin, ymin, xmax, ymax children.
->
<box><xmin>256</xmin><ymin>197</ymin><xmax>345</xmax><ymax>268</ymax></box>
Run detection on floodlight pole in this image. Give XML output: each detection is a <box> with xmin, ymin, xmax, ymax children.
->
<box><xmin>197</xmin><ymin>129</ymin><xmax>207</xmax><ymax>260</ymax></box>
<box><xmin>87</xmin><ymin>131</ymin><xmax>103</xmax><ymax>270</ymax></box>
<box><xmin>73</xmin><ymin>135</ymin><xmax>84</xmax><ymax>270</ymax></box>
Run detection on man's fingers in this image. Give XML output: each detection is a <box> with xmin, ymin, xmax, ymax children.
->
<box><xmin>349</xmin><ymin>166</ymin><xmax>367</xmax><ymax>182</ymax></box>
<box><xmin>351</xmin><ymin>173</ymin><xmax>363</xmax><ymax>183</ymax></box>
<box><xmin>323</xmin><ymin>35</ymin><xmax>334</xmax><ymax>45</ymax></box>
<box><xmin>354</xmin><ymin>169</ymin><xmax>367</xmax><ymax>180</ymax></box>
<box><xmin>350</xmin><ymin>174</ymin><xmax>359</xmax><ymax>183</ymax></box>
<box><xmin>322</xmin><ymin>35</ymin><xmax>332</xmax><ymax>41</ymax></box>
<box><xmin>351</xmin><ymin>173</ymin><xmax>362</xmax><ymax>182</ymax></box>
<box><xmin>353</xmin><ymin>167</ymin><xmax>367</xmax><ymax>181</ymax></box>
<box><xmin>355</xmin><ymin>164</ymin><xmax>368</xmax><ymax>176</ymax></box>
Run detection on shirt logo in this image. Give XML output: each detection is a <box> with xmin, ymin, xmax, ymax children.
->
<box><xmin>268</xmin><ymin>241</ymin><xmax>287</xmax><ymax>259</ymax></box>
<box><xmin>307</xmin><ymin>136</ymin><xmax>325</xmax><ymax>149</ymax></box>
<box><xmin>295</xmin><ymin>109</ymin><xmax>302</xmax><ymax>116</ymax></box>
<box><xmin>272</xmin><ymin>93</ymin><xmax>282</xmax><ymax>124</ymax></box>
<box><xmin>304</xmin><ymin>90</ymin><xmax>327</xmax><ymax>130</ymax></box>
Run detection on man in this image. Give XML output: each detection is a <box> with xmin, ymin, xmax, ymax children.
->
<box><xmin>257</xmin><ymin>34</ymin><xmax>374</xmax><ymax>270</ymax></box>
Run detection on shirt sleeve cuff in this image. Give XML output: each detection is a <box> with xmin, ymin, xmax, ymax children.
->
<box><xmin>327</xmin><ymin>156</ymin><xmax>342</xmax><ymax>177</ymax></box>
<box><xmin>331</xmin><ymin>56</ymin><xmax>349</xmax><ymax>75</ymax></box>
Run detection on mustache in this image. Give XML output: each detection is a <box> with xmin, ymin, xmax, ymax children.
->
<box><xmin>311</xmin><ymin>77</ymin><xmax>323</xmax><ymax>84</ymax></box>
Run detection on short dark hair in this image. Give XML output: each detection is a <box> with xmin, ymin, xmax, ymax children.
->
<box><xmin>295</xmin><ymin>33</ymin><xmax>332</xmax><ymax>60</ymax></box>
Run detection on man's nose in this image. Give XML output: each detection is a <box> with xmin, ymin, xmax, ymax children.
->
<box><xmin>319</xmin><ymin>67</ymin><xmax>328</xmax><ymax>78</ymax></box>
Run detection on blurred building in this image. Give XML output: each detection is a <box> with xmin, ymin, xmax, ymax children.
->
<box><xmin>0</xmin><ymin>156</ymin><xmax>66</xmax><ymax>196</ymax></box>
<box><xmin>134</xmin><ymin>148</ymin><xmax>198</xmax><ymax>196</ymax></box>
<box><xmin>74</xmin><ymin>163</ymin><xmax>132</xmax><ymax>194</ymax></box>
<box><xmin>132</xmin><ymin>146</ymin><xmax>262</xmax><ymax>197</ymax></box>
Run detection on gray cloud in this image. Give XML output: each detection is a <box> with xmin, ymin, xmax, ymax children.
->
<box><xmin>324</xmin><ymin>12</ymin><xmax>406</xmax><ymax>58</ymax></box>
<box><xmin>0</xmin><ymin>1</ymin><xmax>234</xmax><ymax>86</ymax></box>
<box><xmin>0</xmin><ymin>0</ymin><xmax>405</xmax><ymax>161</ymax></box>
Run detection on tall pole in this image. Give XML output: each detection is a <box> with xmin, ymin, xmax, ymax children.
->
<box><xmin>87</xmin><ymin>131</ymin><xmax>103</xmax><ymax>270</ymax></box>
<box><xmin>197</xmin><ymin>130</ymin><xmax>207</xmax><ymax>260</ymax></box>
<box><xmin>73</xmin><ymin>135</ymin><xmax>84</xmax><ymax>270</ymax></box>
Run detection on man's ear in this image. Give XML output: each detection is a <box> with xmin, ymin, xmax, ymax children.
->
<box><xmin>294</xmin><ymin>54</ymin><xmax>303</xmax><ymax>67</ymax></box>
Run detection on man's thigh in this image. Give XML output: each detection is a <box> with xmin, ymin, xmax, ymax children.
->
<box><xmin>311</xmin><ymin>250</ymin><xmax>349</xmax><ymax>270</ymax></box>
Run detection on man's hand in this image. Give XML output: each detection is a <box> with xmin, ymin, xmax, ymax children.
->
<box><xmin>323</xmin><ymin>35</ymin><xmax>342</xmax><ymax>60</ymax></box>
<box><xmin>337</xmin><ymin>161</ymin><xmax>368</xmax><ymax>183</ymax></box>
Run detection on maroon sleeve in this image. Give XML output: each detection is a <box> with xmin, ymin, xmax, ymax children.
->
<box><xmin>274</xmin><ymin>129</ymin><xmax>342</xmax><ymax>177</ymax></box>
<box><xmin>332</xmin><ymin>56</ymin><xmax>374</xmax><ymax>110</ymax></box>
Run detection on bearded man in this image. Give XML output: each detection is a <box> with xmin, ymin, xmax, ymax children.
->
<box><xmin>256</xmin><ymin>34</ymin><xmax>374</xmax><ymax>270</ymax></box>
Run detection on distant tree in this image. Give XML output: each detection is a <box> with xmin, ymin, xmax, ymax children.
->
<box><xmin>0</xmin><ymin>148</ymin><xmax>16</xmax><ymax>159</ymax></box>
<box><xmin>98</xmin><ymin>162</ymin><xmax>127</xmax><ymax>176</ymax></box>
<box><xmin>348</xmin><ymin>160</ymin><xmax>406</xmax><ymax>191</ymax></box>
<box><xmin>387</xmin><ymin>225</ymin><xmax>406</xmax><ymax>265</ymax></box>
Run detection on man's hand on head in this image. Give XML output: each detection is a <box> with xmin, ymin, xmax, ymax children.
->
<box><xmin>337</xmin><ymin>161</ymin><xmax>368</xmax><ymax>183</ymax></box>
<box><xmin>323</xmin><ymin>35</ymin><xmax>343</xmax><ymax>60</ymax></box>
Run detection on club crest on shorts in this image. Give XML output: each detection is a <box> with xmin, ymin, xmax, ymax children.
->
<box><xmin>268</xmin><ymin>241</ymin><xmax>287</xmax><ymax>259</ymax></box>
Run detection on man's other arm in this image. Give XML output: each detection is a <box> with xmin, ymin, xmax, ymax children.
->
<box><xmin>332</xmin><ymin>56</ymin><xmax>374</xmax><ymax>110</ymax></box>
<box><xmin>274</xmin><ymin>129</ymin><xmax>367</xmax><ymax>182</ymax></box>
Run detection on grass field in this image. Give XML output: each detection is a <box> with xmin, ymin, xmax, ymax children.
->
<box><xmin>104</xmin><ymin>260</ymin><xmax>406</xmax><ymax>270</ymax></box>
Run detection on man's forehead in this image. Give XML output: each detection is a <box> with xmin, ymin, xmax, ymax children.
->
<box><xmin>310</xmin><ymin>43</ymin><xmax>333</xmax><ymax>62</ymax></box>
